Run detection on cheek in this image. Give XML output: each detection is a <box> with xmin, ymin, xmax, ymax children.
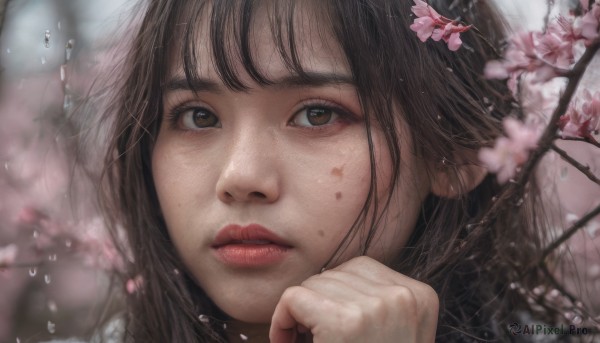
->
<box><xmin>151</xmin><ymin>137</ymin><xmax>217</xmax><ymax>244</ymax></box>
<box><xmin>365</xmin><ymin>133</ymin><xmax>430</xmax><ymax>262</ymax></box>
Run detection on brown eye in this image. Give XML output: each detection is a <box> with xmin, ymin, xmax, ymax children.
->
<box><xmin>181</xmin><ymin>108</ymin><xmax>220</xmax><ymax>129</ymax></box>
<box><xmin>293</xmin><ymin>107</ymin><xmax>337</xmax><ymax>127</ymax></box>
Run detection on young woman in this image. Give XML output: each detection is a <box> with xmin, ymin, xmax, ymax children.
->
<box><xmin>96</xmin><ymin>0</ymin><xmax>552</xmax><ymax>341</ymax></box>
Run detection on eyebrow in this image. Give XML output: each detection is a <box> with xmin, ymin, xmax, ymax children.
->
<box><xmin>163</xmin><ymin>72</ymin><xmax>355</xmax><ymax>93</ymax></box>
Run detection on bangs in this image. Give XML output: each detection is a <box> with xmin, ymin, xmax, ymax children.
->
<box><xmin>165</xmin><ymin>0</ymin><xmax>340</xmax><ymax>92</ymax></box>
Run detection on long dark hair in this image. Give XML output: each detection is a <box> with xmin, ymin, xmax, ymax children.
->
<box><xmin>97</xmin><ymin>0</ymin><xmax>549</xmax><ymax>341</ymax></box>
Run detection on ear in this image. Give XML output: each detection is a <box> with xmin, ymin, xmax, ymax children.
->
<box><xmin>430</xmin><ymin>161</ymin><xmax>488</xmax><ymax>198</ymax></box>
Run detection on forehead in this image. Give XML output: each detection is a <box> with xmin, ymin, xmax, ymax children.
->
<box><xmin>166</xmin><ymin>1</ymin><xmax>350</xmax><ymax>86</ymax></box>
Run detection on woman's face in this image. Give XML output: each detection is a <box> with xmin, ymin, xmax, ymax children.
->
<box><xmin>152</xmin><ymin>7</ymin><xmax>431</xmax><ymax>323</ymax></box>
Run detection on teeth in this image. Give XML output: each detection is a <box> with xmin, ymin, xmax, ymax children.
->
<box><xmin>240</xmin><ymin>240</ymin><xmax>270</xmax><ymax>244</ymax></box>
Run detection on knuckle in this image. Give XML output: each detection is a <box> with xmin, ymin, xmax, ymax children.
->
<box><xmin>422</xmin><ymin>284</ymin><xmax>440</xmax><ymax>308</ymax></box>
<box><xmin>338</xmin><ymin>304</ymin><xmax>367</xmax><ymax>334</ymax></box>
<box><xmin>281</xmin><ymin>285</ymin><xmax>304</xmax><ymax>301</ymax></box>
<box><xmin>387</xmin><ymin>285</ymin><xmax>418</xmax><ymax>310</ymax></box>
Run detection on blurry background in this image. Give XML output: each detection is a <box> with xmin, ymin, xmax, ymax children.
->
<box><xmin>0</xmin><ymin>1</ymin><xmax>128</xmax><ymax>342</ymax></box>
<box><xmin>0</xmin><ymin>0</ymin><xmax>598</xmax><ymax>342</ymax></box>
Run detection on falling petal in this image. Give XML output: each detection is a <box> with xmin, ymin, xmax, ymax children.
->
<box><xmin>44</xmin><ymin>30</ymin><xmax>51</xmax><ymax>48</ymax></box>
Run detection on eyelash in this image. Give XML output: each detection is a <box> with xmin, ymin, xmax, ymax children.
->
<box><xmin>165</xmin><ymin>99</ymin><xmax>357</xmax><ymax>132</ymax></box>
<box><xmin>291</xmin><ymin>99</ymin><xmax>357</xmax><ymax>131</ymax></box>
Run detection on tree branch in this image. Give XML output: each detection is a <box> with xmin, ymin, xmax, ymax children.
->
<box><xmin>551</xmin><ymin>143</ymin><xmax>600</xmax><ymax>185</ymax></box>
<box><xmin>475</xmin><ymin>38</ymin><xmax>600</xmax><ymax>230</ymax></box>
<box><xmin>537</xmin><ymin>203</ymin><xmax>600</xmax><ymax>266</ymax></box>
<box><xmin>557</xmin><ymin>136</ymin><xmax>600</xmax><ymax>149</ymax></box>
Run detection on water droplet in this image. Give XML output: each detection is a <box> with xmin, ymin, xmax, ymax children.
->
<box><xmin>509</xmin><ymin>282</ymin><xmax>519</xmax><ymax>290</ymax></box>
<box><xmin>48</xmin><ymin>300</ymin><xmax>57</xmax><ymax>313</ymax></box>
<box><xmin>4</xmin><ymin>162</ymin><xmax>8</xmax><ymax>170</ymax></box>
<box><xmin>16</xmin><ymin>337</ymin><xmax>20</xmax><ymax>343</ymax></box>
<box><xmin>47</xmin><ymin>321</ymin><xmax>56</xmax><ymax>334</ymax></box>
<box><xmin>560</xmin><ymin>166</ymin><xmax>569</xmax><ymax>180</ymax></box>
<box><xmin>446</xmin><ymin>67</ymin><xmax>454</xmax><ymax>73</ymax></box>
<box><xmin>48</xmin><ymin>254</ymin><xmax>57</xmax><ymax>262</ymax></box>
<box><xmin>6</xmin><ymin>48</ymin><xmax>10</xmax><ymax>54</ymax></box>
<box><xmin>44</xmin><ymin>274</ymin><xmax>51</xmax><ymax>284</ymax></box>
<box><xmin>44</xmin><ymin>30</ymin><xmax>51</xmax><ymax>48</ymax></box>
<box><xmin>28</xmin><ymin>267</ymin><xmax>37</xmax><ymax>277</ymax></box>
<box><xmin>515</xmin><ymin>198</ymin><xmax>524</xmax><ymax>207</ymax></box>
<box><xmin>41</xmin><ymin>56</ymin><xmax>47</xmax><ymax>65</ymax></box>
<box><xmin>320</xmin><ymin>267</ymin><xmax>326</xmax><ymax>273</ymax></box>
<box><xmin>57</xmin><ymin>21</ymin><xmax>61</xmax><ymax>31</ymax></box>
<box><xmin>33</xmin><ymin>230</ymin><xmax>39</xmax><ymax>239</ymax></box>
<box><xmin>240</xmin><ymin>334</ymin><xmax>248</xmax><ymax>341</ymax></box>
<box><xmin>572</xmin><ymin>315</ymin><xmax>582</xmax><ymax>325</ymax></box>
<box><xmin>173</xmin><ymin>268</ymin><xmax>180</xmax><ymax>275</ymax></box>
<box><xmin>60</xmin><ymin>65</ymin><xmax>66</xmax><ymax>82</ymax></box>
<box><xmin>437</xmin><ymin>114</ymin><xmax>442</xmax><ymax>120</ymax></box>
<box><xmin>63</xmin><ymin>94</ymin><xmax>72</xmax><ymax>111</ymax></box>
<box><xmin>198</xmin><ymin>314</ymin><xmax>209</xmax><ymax>323</ymax></box>
<box><xmin>65</xmin><ymin>39</ymin><xmax>75</xmax><ymax>61</ymax></box>
<box><xmin>533</xmin><ymin>286</ymin><xmax>545</xmax><ymax>296</ymax></box>
<box><xmin>223</xmin><ymin>323</ymin><xmax>227</xmax><ymax>329</ymax></box>
<box><xmin>65</xmin><ymin>239</ymin><xmax>72</xmax><ymax>248</ymax></box>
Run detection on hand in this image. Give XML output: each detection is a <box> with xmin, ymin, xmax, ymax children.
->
<box><xmin>270</xmin><ymin>256</ymin><xmax>439</xmax><ymax>343</ymax></box>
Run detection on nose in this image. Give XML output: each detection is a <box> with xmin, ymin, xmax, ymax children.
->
<box><xmin>216</xmin><ymin>130</ymin><xmax>281</xmax><ymax>204</ymax></box>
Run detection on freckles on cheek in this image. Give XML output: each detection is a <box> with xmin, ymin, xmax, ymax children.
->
<box><xmin>335</xmin><ymin>192</ymin><xmax>342</xmax><ymax>200</ymax></box>
<box><xmin>331</xmin><ymin>166</ymin><xmax>344</xmax><ymax>178</ymax></box>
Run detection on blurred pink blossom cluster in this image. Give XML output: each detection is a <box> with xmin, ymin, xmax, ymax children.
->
<box><xmin>485</xmin><ymin>0</ymin><xmax>600</xmax><ymax>91</ymax></box>
<box><xmin>0</xmin><ymin>244</ymin><xmax>17</xmax><ymax>268</ymax></box>
<box><xmin>409</xmin><ymin>0</ymin><xmax>472</xmax><ymax>51</ymax></box>
<box><xmin>478</xmin><ymin>118</ymin><xmax>542</xmax><ymax>183</ymax></box>
<box><xmin>559</xmin><ymin>89</ymin><xmax>600</xmax><ymax>142</ymax></box>
<box><xmin>15</xmin><ymin>206</ymin><xmax>125</xmax><ymax>273</ymax></box>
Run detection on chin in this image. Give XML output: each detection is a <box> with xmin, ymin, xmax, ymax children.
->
<box><xmin>217</xmin><ymin>296</ymin><xmax>278</xmax><ymax>323</ymax></box>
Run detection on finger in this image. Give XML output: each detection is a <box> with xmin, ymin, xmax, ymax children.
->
<box><xmin>335</xmin><ymin>256</ymin><xmax>407</xmax><ymax>285</ymax></box>
<box><xmin>336</xmin><ymin>256</ymin><xmax>434</xmax><ymax>296</ymax></box>
<box><xmin>270</xmin><ymin>286</ymin><xmax>331</xmax><ymax>343</ymax></box>
<box><xmin>317</xmin><ymin>269</ymin><xmax>390</xmax><ymax>296</ymax></box>
<box><xmin>300</xmin><ymin>274</ymin><xmax>367</xmax><ymax>301</ymax></box>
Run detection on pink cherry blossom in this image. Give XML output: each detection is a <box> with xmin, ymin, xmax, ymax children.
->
<box><xmin>0</xmin><ymin>244</ymin><xmax>18</xmax><ymax>269</ymax></box>
<box><xmin>484</xmin><ymin>8</ymin><xmax>598</xmax><ymax>87</ymax></box>
<box><xmin>126</xmin><ymin>274</ymin><xmax>144</xmax><ymax>294</ymax></box>
<box><xmin>409</xmin><ymin>0</ymin><xmax>471</xmax><ymax>51</ymax></box>
<box><xmin>535</xmin><ymin>31</ymin><xmax>574</xmax><ymax>68</ymax></box>
<box><xmin>581</xmin><ymin>0</ymin><xmax>590</xmax><ymax>11</ymax></box>
<box><xmin>479</xmin><ymin>118</ymin><xmax>542</xmax><ymax>183</ymax></box>
<box><xmin>559</xmin><ymin>90</ymin><xmax>600</xmax><ymax>141</ymax></box>
<box><xmin>577</xmin><ymin>3</ymin><xmax>600</xmax><ymax>41</ymax></box>
<box><xmin>411</xmin><ymin>0</ymin><xmax>440</xmax><ymax>19</ymax></box>
<box><xmin>411</xmin><ymin>16</ymin><xmax>437</xmax><ymax>42</ymax></box>
<box><xmin>431</xmin><ymin>22</ymin><xmax>470</xmax><ymax>51</ymax></box>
